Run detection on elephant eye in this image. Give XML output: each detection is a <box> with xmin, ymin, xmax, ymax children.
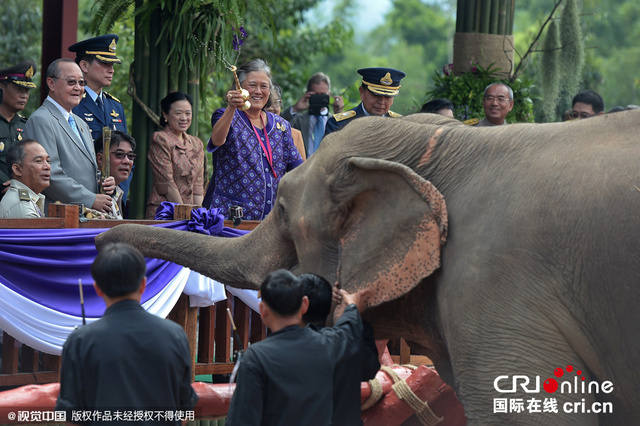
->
<box><xmin>277</xmin><ymin>202</ymin><xmax>290</xmax><ymax>229</ymax></box>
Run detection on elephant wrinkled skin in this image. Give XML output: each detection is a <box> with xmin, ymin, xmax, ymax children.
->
<box><xmin>97</xmin><ymin>111</ymin><xmax>640</xmax><ymax>425</ymax></box>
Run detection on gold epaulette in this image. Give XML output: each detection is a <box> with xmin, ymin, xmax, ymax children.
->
<box><xmin>18</xmin><ymin>189</ymin><xmax>30</xmax><ymax>202</ymax></box>
<box><xmin>388</xmin><ymin>111</ymin><xmax>402</xmax><ymax>118</ymax></box>
<box><xmin>333</xmin><ymin>110</ymin><xmax>357</xmax><ymax>122</ymax></box>
<box><xmin>104</xmin><ymin>92</ymin><xmax>122</xmax><ymax>103</ymax></box>
<box><xmin>463</xmin><ymin>118</ymin><xmax>479</xmax><ymax>126</ymax></box>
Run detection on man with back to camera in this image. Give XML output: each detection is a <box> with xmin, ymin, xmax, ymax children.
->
<box><xmin>281</xmin><ymin>72</ymin><xmax>344</xmax><ymax>157</ymax></box>
<box><xmin>56</xmin><ymin>242</ymin><xmax>198</xmax><ymax>425</ymax></box>
<box><xmin>0</xmin><ymin>60</ymin><xmax>37</xmax><ymax>197</ymax></box>
<box><xmin>324</xmin><ymin>67</ymin><xmax>405</xmax><ymax>136</ymax></box>
<box><xmin>299</xmin><ymin>273</ymin><xmax>380</xmax><ymax>426</ymax></box>
<box><xmin>0</xmin><ymin>139</ymin><xmax>50</xmax><ymax>218</ymax></box>
<box><xmin>24</xmin><ymin>58</ymin><xmax>116</xmax><ymax>213</ymax></box>
<box><xmin>226</xmin><ymin>269</ymin><xmax>368</xmax><ymax>426</ymax></box>
<box><xmin>472</xmin><ymin>82</ymin><xmax>514</xmax><ymax>126</ymax></box>
<box><xmin>570</xmin><ymin>90</ymin><xmax>605</xmax><ymax>119</ymax></box>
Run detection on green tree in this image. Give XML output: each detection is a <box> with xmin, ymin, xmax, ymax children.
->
<box><xmin>312</xmin><ymin>0</ymin><xmax>454</xmax><ymax>114</ymax></box>
<box><xmin>0</xmin><ymin>1</ymin><xmax>42</xmax><ymax>115</ymax></box>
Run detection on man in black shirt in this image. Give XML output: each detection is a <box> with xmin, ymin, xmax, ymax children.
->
<box><xmin>56</xmin><ymin>243</ymin><xmax>198</xmax><ymax>425</ymax></box>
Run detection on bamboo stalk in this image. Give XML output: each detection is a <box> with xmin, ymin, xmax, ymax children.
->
<box><xmin>479</xmin><ymin>0</ymin><xmax>491</xmax><ymax>33</ymax></box>
<box><xmin>489</xmin><ymin>0</ymin><xmax>500</xmax><ymax>34</ymax></box>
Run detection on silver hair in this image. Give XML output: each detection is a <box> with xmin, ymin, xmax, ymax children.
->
<box><xmin>306</xmin><ymin>72</ymin><xmax>331</xmax><ymax>92</ymax></box>
<box><xmin>484</xmin><ymin>82</ymin><xmax>513</xmax><ymax>101</ymax></box>
<box><xmin>46</xmin><ymin>58</ymin><xmax>76</xmax><ymax>79</ymax></box>
<box><xmin>235</xmin><ymin>58</ymin><xmax>273</xmax><ymax>108</ymax></box>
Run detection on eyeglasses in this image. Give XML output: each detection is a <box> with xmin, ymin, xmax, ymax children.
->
<box><xmin>51</xmin><ymin>77</ymin><xmax>86</xmax><ymax>87</ymax></box>
<box><xmin>111</xmin><ymin>150</ymin><xmax>137</xmax><ymax>161</ymax></box>
<box><xmin>273</xmin><ymin>99</ymin><xmax>283</xmax><ymax>106</ymax></box>
<box><xmin>569</xmin><ymin>111</ymin><xmax>593</xmax><ymax>119</ymax></box>
<box><xmin>484</xmin><ymin>95</ymin><xmax>510</xmax><ymax>103</ymax></box>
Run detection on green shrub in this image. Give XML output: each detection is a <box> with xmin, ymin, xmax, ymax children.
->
<box><xmin>428</xmin><ymin>63</ymin><xmax>535</xmax><ymax>123</ymax></box>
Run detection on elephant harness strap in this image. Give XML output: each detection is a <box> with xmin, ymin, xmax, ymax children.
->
<box><xmin>366</xmin><ymin>365</ymin><xmax>444</xmax><ymax>426</ymax></box>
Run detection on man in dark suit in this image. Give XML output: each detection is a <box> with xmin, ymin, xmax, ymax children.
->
<box><xmin>69</xmin><ymin>34</ymin><xmax>133</xmax><ymax>209</ymax></box>
<box><xmin>56</xmin><ymin>242</ymin><xmax>198</xmax><ymax>424</ymax></box>
<box><xmin>324</xmin><ymin>67</ymin><xmax>405</xmax><ymax>136</ymax></box>
<box><xmin>24</xmin><ymin>58</ymin><xmax>115</xmax><ymax>213</ymax></box>
<box><xmin>68</xmin><ymin>34</ymin><xmax>127</xmax><ymax>140</ymax></box>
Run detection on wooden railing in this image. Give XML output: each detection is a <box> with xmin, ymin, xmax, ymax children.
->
<box><xmin>0</xmin><ymin>204</ymin><xmax>263</xmax><ymax>387</ymax></box>
<box><xmin>0</xmin><ymin>204</ymin><xmax>428</xmax><ymax>388</ymax></box>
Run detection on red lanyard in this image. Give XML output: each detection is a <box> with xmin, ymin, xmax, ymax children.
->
<box><xmin>248</xmin><ymin>112</ymin><xmax>277</xmax><ymax>178</ymax></box>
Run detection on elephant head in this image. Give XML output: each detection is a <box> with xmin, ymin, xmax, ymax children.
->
<box><xmin>97</xmin><ymin>117</ymin><xmax>448</xmax><ymax>310</ymax></box>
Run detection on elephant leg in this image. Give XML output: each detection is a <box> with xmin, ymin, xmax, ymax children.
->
<box><xmin>443</xmin><ymin>313</ymin><xmax>601</xmax><ymax>425</ymax></box>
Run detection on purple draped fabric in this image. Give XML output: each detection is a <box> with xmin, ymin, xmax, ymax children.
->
<box><xmin>0</xmin><ymin>210</ymin><xmax>248</xmax><ymax>317</ymax></box>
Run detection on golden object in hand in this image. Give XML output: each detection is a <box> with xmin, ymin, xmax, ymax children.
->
<box><xmin>231</xmin><ymin>66</ymin><xmax>251</xmax><ymax>110</ymax></box>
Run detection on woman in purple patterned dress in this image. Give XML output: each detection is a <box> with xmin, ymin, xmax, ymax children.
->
<box><xmin>202</xmin><ymin>59</ymin><xmax>303</xmax><ymax>220</ymax></box>
<box><xmin>146</xmin><ymin>92</ymin><xmax>205</xmax><ymax>219</ymax></box>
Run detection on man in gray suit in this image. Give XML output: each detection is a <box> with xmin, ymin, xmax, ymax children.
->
<box><xmin>25</xmin><ymin>58</ymin><xmax>114</xmax><ymax>213</ymax></box>
<box><xmin>281</xmin><ymin>73</ymin><xmax>344</xmax><ymax>158</ymax></box>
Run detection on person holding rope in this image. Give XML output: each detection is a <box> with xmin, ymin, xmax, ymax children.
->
<box><xmin>226</xmin><ymin>269</ymin><xmax>366</xmax><ymax>425</ymax></box>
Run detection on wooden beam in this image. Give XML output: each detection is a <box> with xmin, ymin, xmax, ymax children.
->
<box><xmin>41</xmin><ymin>0</ymin><xmax>78</xmax><ymax>103</ymax></box>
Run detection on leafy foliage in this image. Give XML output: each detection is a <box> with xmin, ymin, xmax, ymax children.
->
<box><xmin>90</xmin><ymin>0</ymin><xmax>272</xmax><ymax>98</ymax></box>
<box><xmin>540</xmin><ymin>19</ymin><xmax>560</xmax><ymax>122</ymax></box>
<box><xmin>0</xmin><ymin>1</ymin><xmax>42</xmax><ymax>115</ymax></box>
<box><xmin>428</xmin><ymin>63</ymin><xmax>535</xmax><ymax>123</ymax></box>
<box><xmin>558</xmin><ymin>0</ymin><xmax>584</xmax><ymax>107</ymax></box>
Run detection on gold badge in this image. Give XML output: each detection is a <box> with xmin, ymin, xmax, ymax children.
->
<box><xmin>25</xmin><ymin>66</ymin><xmax>34</xmax><ymax>78</ymax></box>
<box><xmin>18</xmin><ymin>134</ymin><xmax>23</xmax><ymax>141</ymax></box>
<box><xmin>0</xmin><ymin>142</ymin><xmax>4</xmax><ymax>151</ymax></box>
<box><xmin>110</xmin><ymin>110</ymin><xmax>120</xmax><ymax>117</ymax></box>
<box><xmin>109</xmin><ymin>38</ymin><xmax>117</xmax><ymax>52</ymax></box>
<box><xmin>380</xmin><ymin>73</ymin><xmax>393</xmax><ymax>86</ymax></box>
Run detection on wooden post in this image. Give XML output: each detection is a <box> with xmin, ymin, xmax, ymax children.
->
<box><xmin>48</xmin><ymin>204</ymin><xmax>80</xmax><ymax>228</ymax></box>
<box><xmin>168</xmin><ymin>204</ymin><xmax>199</xmax><ymax>380</ymax></box>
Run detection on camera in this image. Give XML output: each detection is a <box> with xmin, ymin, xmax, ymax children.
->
<box><xmin>309</xmin><ymin>94</ymin><xmax>330</xmax><ymax>116</ymax></box>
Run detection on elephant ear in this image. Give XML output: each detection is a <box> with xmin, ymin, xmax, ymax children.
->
<box><xmin>335</xmin><ymin>157</ymin><xmax>447</xmax><ymax>308</ymax></box>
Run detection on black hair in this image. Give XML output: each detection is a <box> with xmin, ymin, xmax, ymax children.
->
<box><xmin>421</xmin><ymin>98</ymin><xmax>454</xmax><ymax>114</ymax></box>
<box><xmin>572</xmin><ymin>90</ymin><xmax>605</xmax><ymax>113</ymax></box>
<box><xmin>260</xmin><ymin>269</ymin><xmax>303</xmax><ymax>316</ymax></box>
<box><xmin>159</xmin><ymin>91</ymin><xmax>193</xmax><ymax>127</ymax></box>
<box><xmin>91</xmin><ymin>242</ymin><xmax>147</xmax><ymax>297</ymax></box>
<box><xmin>76</xmin><ymin>54</ymin><xmax>95</xmax><ymax>66</ymax></box>
<box><xmin>607</xmin><ymin>106</ymin><xmax>626</xmax><ymax>114</ymax></box>
<box><xmin>300</xmin><ymin>273</ymin><xmax>332</xmax><ymax>327</ymax></box>
<box><xmin>6</xmin><ymin>139</ymin><xmax>39</xmax><ymax>178</ymax></box>
<box><xmin>94</xmin><ymin>130</ymin><xmax>137</xmax><ymax>153</ymax></box>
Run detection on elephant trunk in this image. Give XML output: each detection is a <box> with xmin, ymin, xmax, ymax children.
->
<box><xmin>95</xmin><ymin>214</ymin><xmax>297</xmax><ymax>289</ymax></box>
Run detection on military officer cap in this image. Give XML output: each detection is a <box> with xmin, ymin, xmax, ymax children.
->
<box><xmin>357</xmin><ymin>67</ymin><xmax>406</xmax><ymax>97</ymax></box>
<box><xmin>0</xmin><ymin>60</ymin><xmax>37</xmax><ymax>89</ymax></box>
<box><xmin>68</xmin><ymin>34</ymin><xmax>122</xmax><ymax>64</ymax></box>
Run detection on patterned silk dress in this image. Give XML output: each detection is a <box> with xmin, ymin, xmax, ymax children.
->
<box><xmin>203</xmin><ymin>109</ymin><xmax>303</xmax><ymax>220</ymax></box>
<box><xmin>146</xmin><ymin>127</ymin><xmax>205</xmax><ymax>219</ymax></box>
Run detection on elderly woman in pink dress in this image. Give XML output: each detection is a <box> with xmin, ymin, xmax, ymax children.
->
<box><xmin>146</xmin><ymin>92</ymin><xmax>204</xmax><ymax>219</ymax></box>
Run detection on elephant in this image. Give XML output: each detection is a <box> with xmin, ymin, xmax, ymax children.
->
<box><xmin>97</xmin><ymin>110</ymin><xmax>640</xmax><ymax>425</ymax></box>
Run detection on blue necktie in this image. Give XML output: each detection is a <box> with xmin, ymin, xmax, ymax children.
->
<box><xmin>96</xmin><ymin>95</ymin><xmax>106</xmax><ymax>122</ymax></box>
<box><xmin>310</xmin><ymin>116</ymin><xmax>325</xmax><ymax>156</ymax></box>
<box><xmin>69</xmin><ymin>115</ymin><xmax>90</xmax><ymax>153</ymax></box>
